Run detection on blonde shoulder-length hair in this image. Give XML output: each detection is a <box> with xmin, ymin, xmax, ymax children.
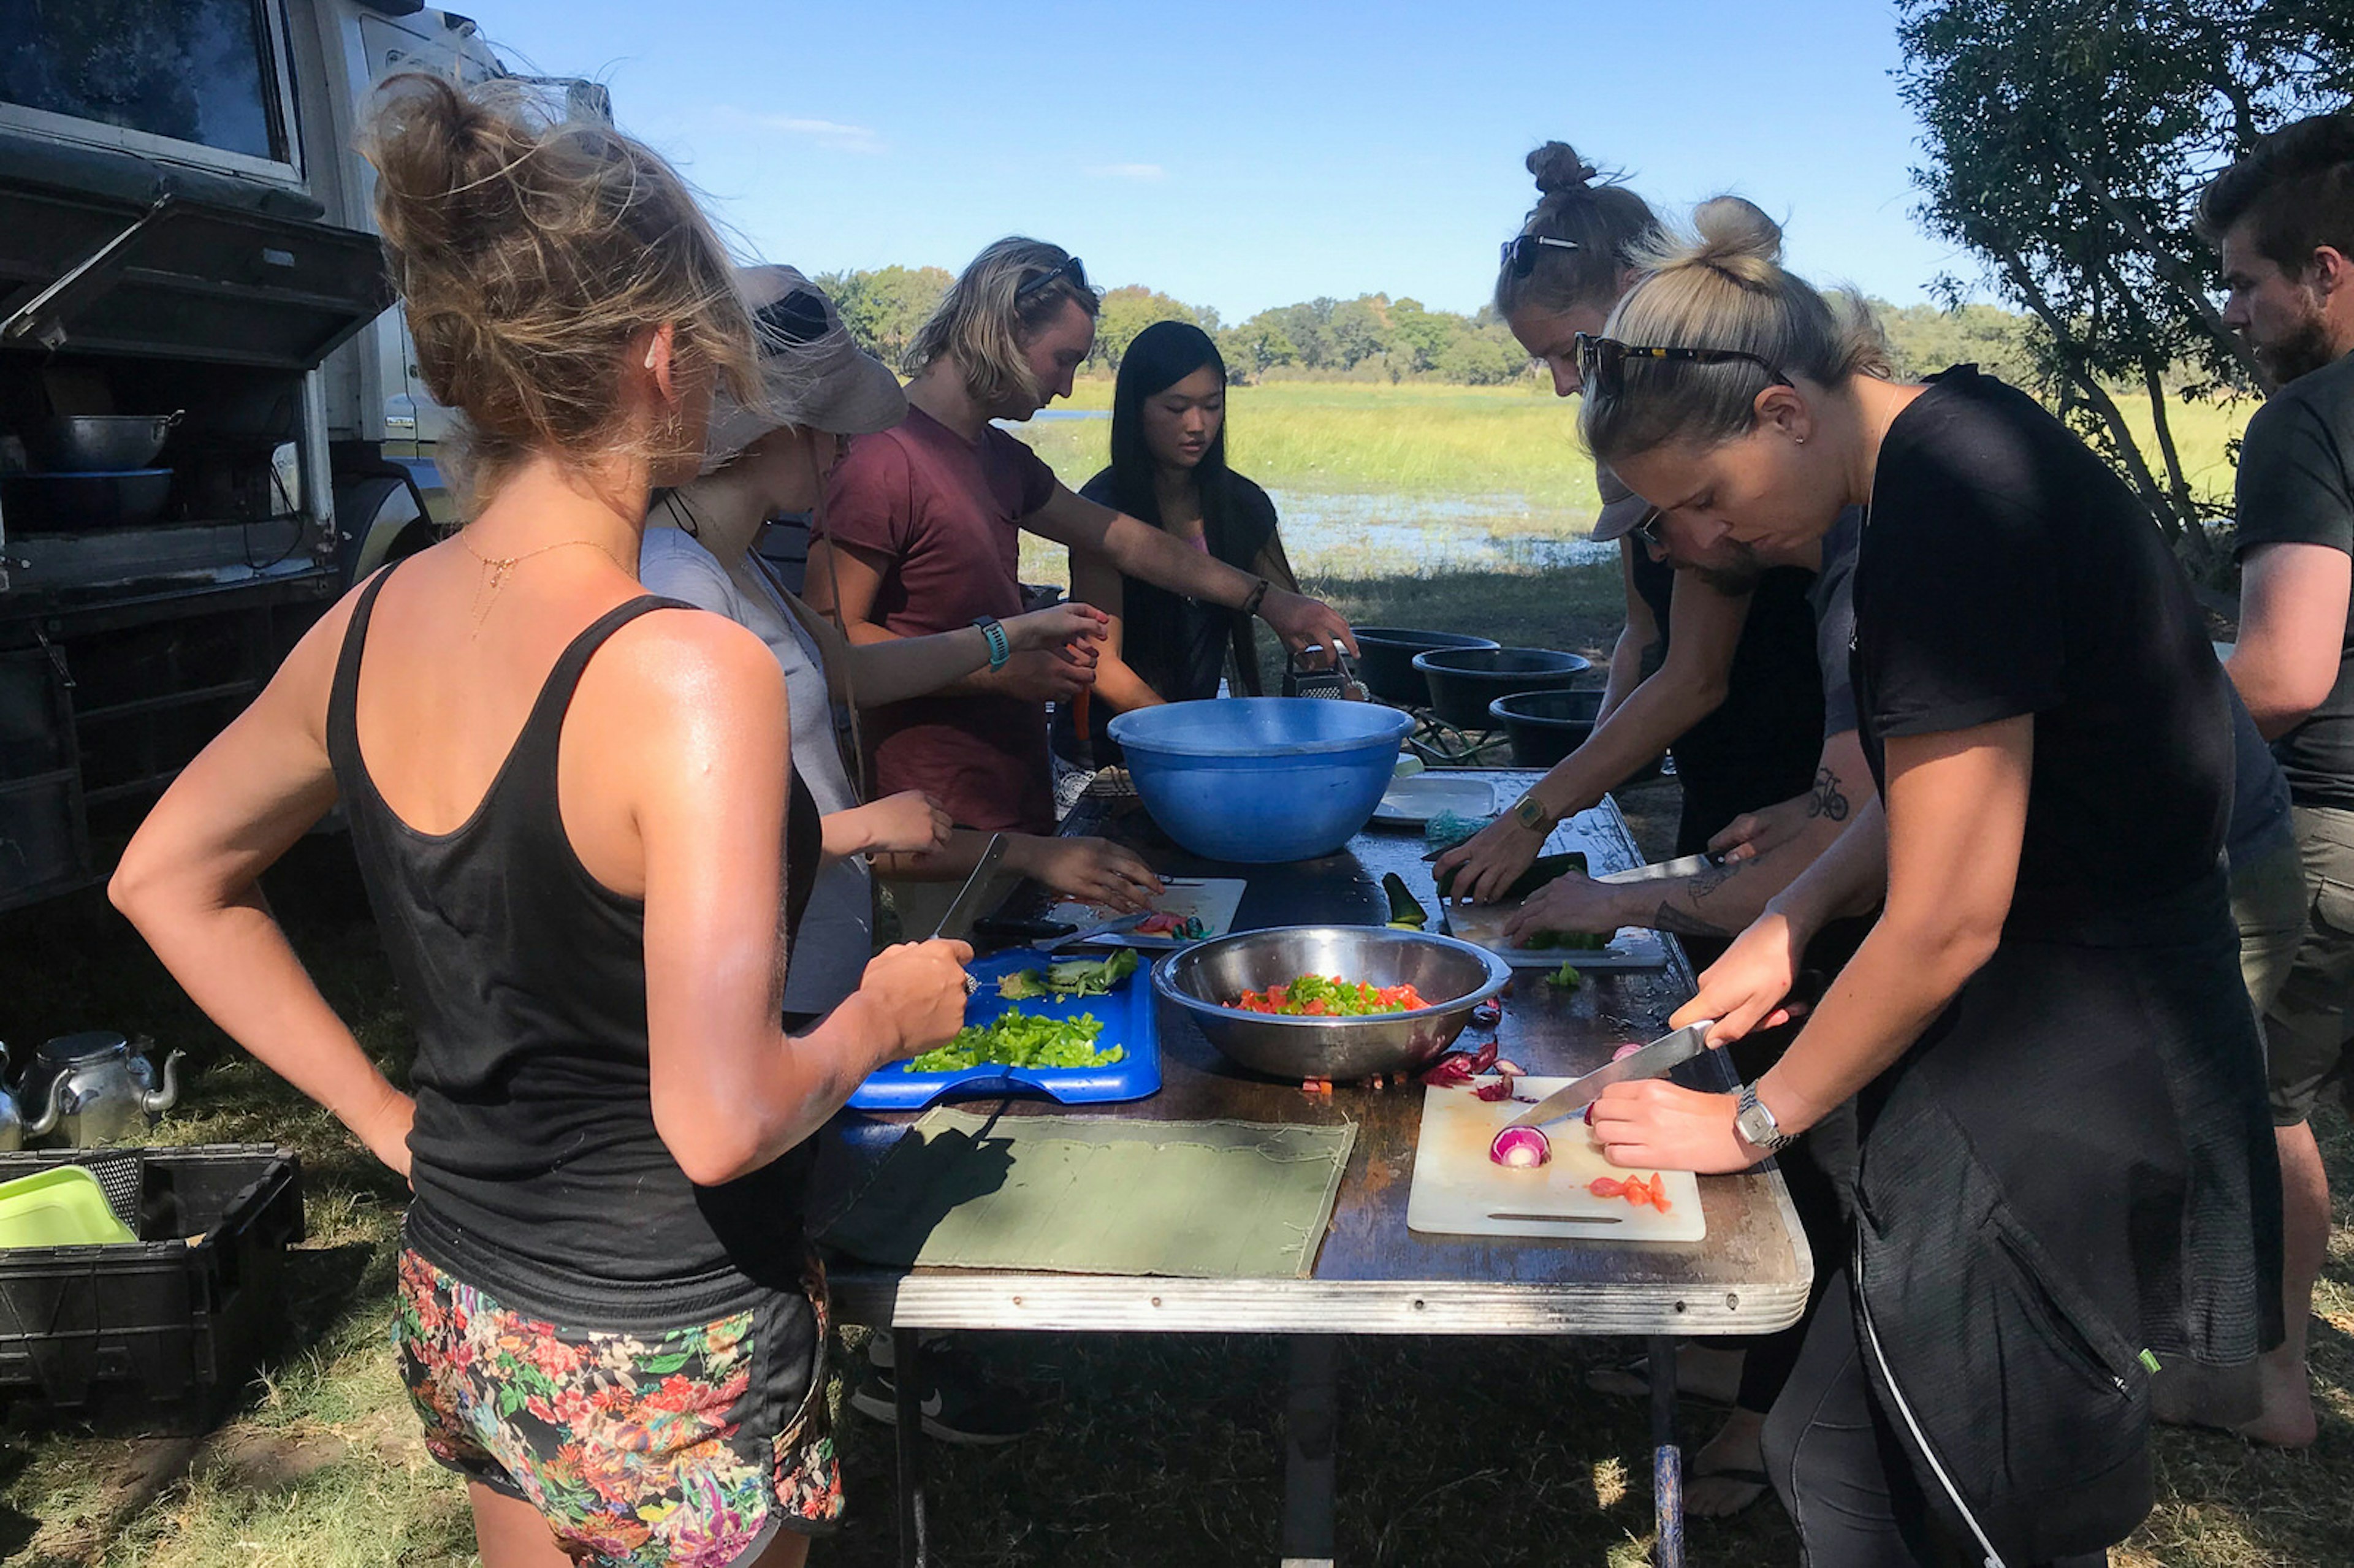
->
<box><xmin>902</xmin><ymin>237</ymin><xmax>1099</xmax><ymax>408</ymax></box>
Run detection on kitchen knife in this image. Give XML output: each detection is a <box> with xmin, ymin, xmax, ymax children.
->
<box><xmin>929</xmin><ymin>833</ymin><xmax>1010</xmax><ymax>944</ymax></box>
<box><xmin>1499</xmin><ymin>1019</ymin><xmax>1718</xmax><ymax>1130</ymax></box>
<box><xmin>1594</xmin><ymin>851</ymin><xmax>1727</xmax><ymax>886</ymax></box>
<box><xmin>1042</xmin><ymin>911</ymin><xmax>1148</xmax><ymax>952</ymax></box>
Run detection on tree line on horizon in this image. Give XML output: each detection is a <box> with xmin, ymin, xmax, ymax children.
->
<box><xmin>812</xmin><ymin>262</ymin><xmax>2049</xmax><ymax>390</ymax></box>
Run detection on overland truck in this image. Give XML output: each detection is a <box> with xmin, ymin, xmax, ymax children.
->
<box><xmin>0</xmin><ymin>1</ymin><xmax>603</xmax><ymax>911</ymax></box>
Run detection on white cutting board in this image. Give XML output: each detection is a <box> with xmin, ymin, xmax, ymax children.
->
<box><xmin>1045</xmin><ymin>877</ymin><xmax>1247</xmax><ymax>950</ymax></box>
<box><xmin>1372</xmin><ymin>775</ymin><xmax>1498</xmax><ymax>828</ymax></box>
<box><xmin>1407</xmin><ymin>1078</ymin><xmax>1705</xmax><ymax>1243</ymax></box>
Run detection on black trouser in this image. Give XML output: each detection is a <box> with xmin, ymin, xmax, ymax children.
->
<box><xmin>1762</xmin><ymin>1271</ymin><xmax>2108</xmax><ymax>1568</ymax></box>
<box><xmin>1703</xmin><ymin>915</ymin><xmax>1872</xmax><ymax>1415</ymax></box>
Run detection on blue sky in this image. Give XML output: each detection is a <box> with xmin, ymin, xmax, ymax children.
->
<box><xmin>470</xmin><ymin>0</ymin><xmax>1975</xmax><ymax>321</ymax></box>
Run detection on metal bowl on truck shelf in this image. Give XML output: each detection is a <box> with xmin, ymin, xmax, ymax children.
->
<box><xmin>13</xmin><ymin>1032</ymin><xmax>182</xmax><ymax>1148</ymax></box>
<box><xmin>1156</xmin><ymin>926</ymin><xmax>1512</xmax><ymax>1081</ymax></box>
<box><xmin>23</xmin><ymin>412</ymin><xmax>182</xmax><ymax>472</ymax></box>
<box><xmin>1107</xmin><ymin>698</ymin><xmax>1414</xmax><ymax>863</ymax></box>
<box><xmin>1411</xmin><ymin>647</ymin><xmax>1591</xmax><ymax>731</ymax></box>
<box><xmin>1347</xmin><ymin>628</ymin><xmax>1499</xmax><ymax>708</ymax></box>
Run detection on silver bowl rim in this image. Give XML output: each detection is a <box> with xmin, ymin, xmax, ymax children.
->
<box><xmin>1152</xmin><ymin>924</ymin><xmax>1513</xmax><ymax>1022</ymax></box>
<box><xmin>1107</xmin><ymin>698</ymin><xmax>1414</xmax><ymax>759</ymax></box>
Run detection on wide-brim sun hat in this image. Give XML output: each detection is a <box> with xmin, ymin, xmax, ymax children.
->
<box><xmin>703</xmin><ymin>263</ymin><xmax>907</xmax><ymax>462</ymax></box>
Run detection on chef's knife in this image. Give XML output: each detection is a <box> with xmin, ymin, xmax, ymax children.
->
<box><xmin>929</xmin><ymin>833</ymin><xmax>1010</xmax><ymax>943</ymax></box>
<box><xmin>1595</xmin><ymin>851</ymin><xmax>1728</xmax><ymax>886</ymax></box>
<box><xmin>1499</xmin><ymin>1019</ymin><xmax>1718</xmax><ymax>1130</ymax></box>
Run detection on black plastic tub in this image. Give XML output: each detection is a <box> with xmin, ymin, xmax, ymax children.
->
<box><xmin>1489</xmin><ymin>688</ymin><xmax>1606</xmax><ymax>766</ymax></box>
<box><xmin>1350</xmin><ymin>628</ymin><xmax>1500</xmax><ymax>707</ymax></box>
<box><xmin>1411</xmin><ymin>647</ymin><xmax>1591</xmax><ymax>731</ymax></box>
<box><xmin>0</xmin><ymin>1143</ymin><xmax>303</xmax><ymax>1431</ymax></box>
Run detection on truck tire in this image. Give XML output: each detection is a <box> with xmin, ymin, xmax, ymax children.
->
<box><xmin>333</xmin><ymin>474</ymin><xmax>435</xmax><ymax>588</ymax></box>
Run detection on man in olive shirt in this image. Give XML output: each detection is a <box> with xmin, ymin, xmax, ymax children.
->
<box><xmin>2203</xmin><ymin>111</ymin><xmax>2354</xmax><ymax>1448</ymax></box>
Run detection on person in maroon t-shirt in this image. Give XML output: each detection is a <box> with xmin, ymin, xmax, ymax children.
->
<box><xmin>806</xmin><ymin>238</ymin><xmax>1358</xmax><ymax>837</ymax></box>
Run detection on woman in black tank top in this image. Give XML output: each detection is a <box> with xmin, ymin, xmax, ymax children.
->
<box><xmin>110</xmin><ymin>76</ymin><xmax>972</xmax><ymax>1568</ymax></box>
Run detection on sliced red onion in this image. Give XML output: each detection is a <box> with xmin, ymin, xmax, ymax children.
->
<box><xmin>1489</xmin><ymin>1125</ymin><xmax>1552</xmax><ymax>1168</ymax></box>
<box><xmin>1417</xmin><ymin>1038</ymin><xmax>1503</xmax><ymax>1089</ymax></box>
<box><xmin>1612</xmin><ymin>1041</ymin><xmax>1646</xmax><ymax>1062</ymax></box>
<box><xmin>1471</xmin><ymin>1077</ymin><xmax>1518</xmax><ymax>1102</ymax></box>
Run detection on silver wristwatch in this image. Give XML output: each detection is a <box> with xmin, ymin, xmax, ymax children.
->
<box><xmin>1734</xmin><ymin>1084</ymin><xmax>1793</xmax><ymax>1155</ymax></box>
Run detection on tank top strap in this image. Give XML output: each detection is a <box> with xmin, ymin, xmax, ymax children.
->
<box><xmin>325</xmin><ymin>564</ymin><xmax>404</xmax><ymax>788</ymax></box>
<box><xmin>495</xmin><ymin>593</ymin><xmax>693</xmax><ymax>813</ymax></box>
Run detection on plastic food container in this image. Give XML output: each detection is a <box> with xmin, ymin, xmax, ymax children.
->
<box><xmin>0</xmin><ymin>1167</ymin><xmax>137</xmax><ymax>1248</ymax></box>
<box><xmin>1108</xmin><ymin>698</ymin><xmax>1414</xmax><ymax>863</ymax></box>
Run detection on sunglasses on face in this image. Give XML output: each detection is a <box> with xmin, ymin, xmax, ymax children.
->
<box><xmin>1015</xmin><ymin>255</ymin><xmax>1090</xmax><ymax>302</ymax></box>
<box><xmin>1629</xmin><ymin>506</ymin><xmax>1667</xmax><ymax>550</ymax></box>
<box><xmin>1572</xmin><ymin>332</ymin><xmax>1793</xmax><ymax>401</ymax></box>
<box><xmin>1499</xmin><ymin>233</ymin><xmax>1580</xmax><ymax>279</ymax></box>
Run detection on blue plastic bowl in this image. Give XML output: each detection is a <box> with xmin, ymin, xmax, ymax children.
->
<box><xmin>1107</xmin><ymin>698</ymin><xmax>1415</xmax><ymax>863</ymax></box>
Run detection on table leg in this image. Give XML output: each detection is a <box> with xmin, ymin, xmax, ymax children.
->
<box><xmin>1649</xmin><ymin>1333</ymin><xmax>1683</xmax><ymax>1568</ymax></box>
<box><xmin>1279</xmin><ymin>1334</ymin><xmax>1338</xmax><ymax>1567</ymax></box>
<box><xmin>893</xmin><ymin>1328</ymin><xmax>929</xmax><ymax>1568</ymax></box>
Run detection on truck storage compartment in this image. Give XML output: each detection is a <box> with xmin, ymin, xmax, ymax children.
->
<box><xmin>0</xmin><ymin>1144</ymin><xmax>304</xmax><ymax>1432</ymax></box>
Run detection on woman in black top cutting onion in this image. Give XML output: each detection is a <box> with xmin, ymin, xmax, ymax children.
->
<box><xmin>107</xmin><ymin>76</ymin><xmax>970</xmax><ymax>1568</ymax></box>
<box><xmin>1580</xmin><ymin>197</ymin><xmax>2280</xmax><ymax>1566</ymax></box>
<box><xmin>1064</xmin><ymin>319</ymin><xmax>1297</xmax><ymax>754</ymax></box>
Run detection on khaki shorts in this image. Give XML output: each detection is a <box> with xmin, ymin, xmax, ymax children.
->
<box><xmin>2263</xmin><ymin>804</ymin><xmax>2354</xmax><ymax>1126</ymax></box>
<box><xmin>2234</xmin><ymin>822</ymin><xmax>2307</xmax><ymax>1022</ymax></box>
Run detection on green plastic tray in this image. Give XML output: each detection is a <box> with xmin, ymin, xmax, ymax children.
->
<box><xmin>0</xmin><ymin>1166</ymin><xmax>137</xmax><ymax>1248</ymax></box>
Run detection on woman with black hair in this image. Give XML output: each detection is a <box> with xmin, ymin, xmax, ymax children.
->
<box><xmin>1064</xmin><ymin>320</ymin><xmax>1298</xmax><ymax>752</ymax></box>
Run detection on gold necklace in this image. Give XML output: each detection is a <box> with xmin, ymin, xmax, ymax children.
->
<box><xmin>456</xmin><ymin>534</ymin><xmax>633</xmax><ymax>633</ymax></box>
<box><xmin>459</xmin><ymin>533</ymin><xmax>631</xmax><ymax>588</ymax></box>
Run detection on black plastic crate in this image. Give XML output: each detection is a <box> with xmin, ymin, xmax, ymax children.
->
<box><xmin>0</xmin><ymin>1143</ymin><xmax>303</xmax><ymax>1431</ymax></box>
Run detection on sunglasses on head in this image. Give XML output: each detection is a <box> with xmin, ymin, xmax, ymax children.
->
<box><xmin>1015</xmin><ymin>255</ymin><xmax>1090</xmax><ymax>302</ymax></box>
<box><xmin>1499</xmin><ymin>233</ymin><xmax>1580</xmax><ymax>279</ymax></box>
<box><xmin>1573</xmin><ymin>332</ymin><xmax>1792</xmax><ymax>401</ymax></box>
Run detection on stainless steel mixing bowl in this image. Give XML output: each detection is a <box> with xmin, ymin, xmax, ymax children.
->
<box><xmin>1154</xmin><ymin>925</ymin><xmax>1512</xmax><ymax>1082</ymax></box>
<box><xmin>25</xmin><ymin>413</ymin><xmax>182</xmax><ymax>473</ymax></box>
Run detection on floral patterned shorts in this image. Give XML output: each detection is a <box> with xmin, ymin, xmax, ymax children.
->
<box><xmin>394</xmin><ymin>1248</ymin><xmax>844</xmax><ymax>1567</ymax></box>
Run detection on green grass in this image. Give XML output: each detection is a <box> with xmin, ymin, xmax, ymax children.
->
<box><xmin>1008</xmin><ymin>379</ymin><xmax>1599</xmax><ymax>509</ymax></box>
<box><xmin>1011</xmin><ymin>376</ymin><xmax>2253</xmax><ymax>514</ymax></box>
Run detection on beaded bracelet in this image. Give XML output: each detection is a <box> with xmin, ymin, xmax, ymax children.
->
<box><xmin>973</xmin><ymin>614</ymin><xmax>1011</xmax><ymax>671</ymax></box>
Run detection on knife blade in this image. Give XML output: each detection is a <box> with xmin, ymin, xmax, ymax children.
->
<box><xmin>1500</xmin><ymin>1019</ymin><xmax>1718</xmax><ymax>1129</ymax></box>
<box><xmin>1042</xmin><ymin>911</ymin><xmax>1148</xmax><ymax>951</ymax></box>
<box><xmin>1594</xmin><ymin>851</ymin><xmax>1727</xmax><ymax>886</ymax></box>
<box><xmin>929</xmin><ymin>833</ymin><xmax>1010</xmax><ymax>943</ymax></box>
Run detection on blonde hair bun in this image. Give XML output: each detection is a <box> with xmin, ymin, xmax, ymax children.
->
<box><xmin>1583</xmin><ymin>194</ymin><xmax>1891</xmax><ymax>465</ymax></box>
<box><xmin>1527</xmin><ymin>140</ymin><xmax>1601</xmax><ymax>196</ymax></box>
<box><xmin>1639</xmin><ymin>196</ymin><xmax>1786</xmax><ymax>289</ymax></box>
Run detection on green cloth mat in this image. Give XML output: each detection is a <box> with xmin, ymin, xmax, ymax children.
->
<box><xmin>818</xmin><ymin>1108</ymin><xmax>1356</xmax><ymax>1279</ymax></box>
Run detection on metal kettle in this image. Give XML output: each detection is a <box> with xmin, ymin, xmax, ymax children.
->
<box><xmin>0</xmin><ymin>1042</ymin><xmax>67</xmax><ymax>1152</ymax></box>
<box><xmin>13</xmin><ymin>1032</ymin><xmax>183</xmax><ymax>1147</ymax></box>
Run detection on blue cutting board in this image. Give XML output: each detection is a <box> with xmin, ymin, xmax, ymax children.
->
<box><xmin>847</xmin><ymin>948</ymin><xmax>1162</xmax><ymax>1109</ymax></box>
